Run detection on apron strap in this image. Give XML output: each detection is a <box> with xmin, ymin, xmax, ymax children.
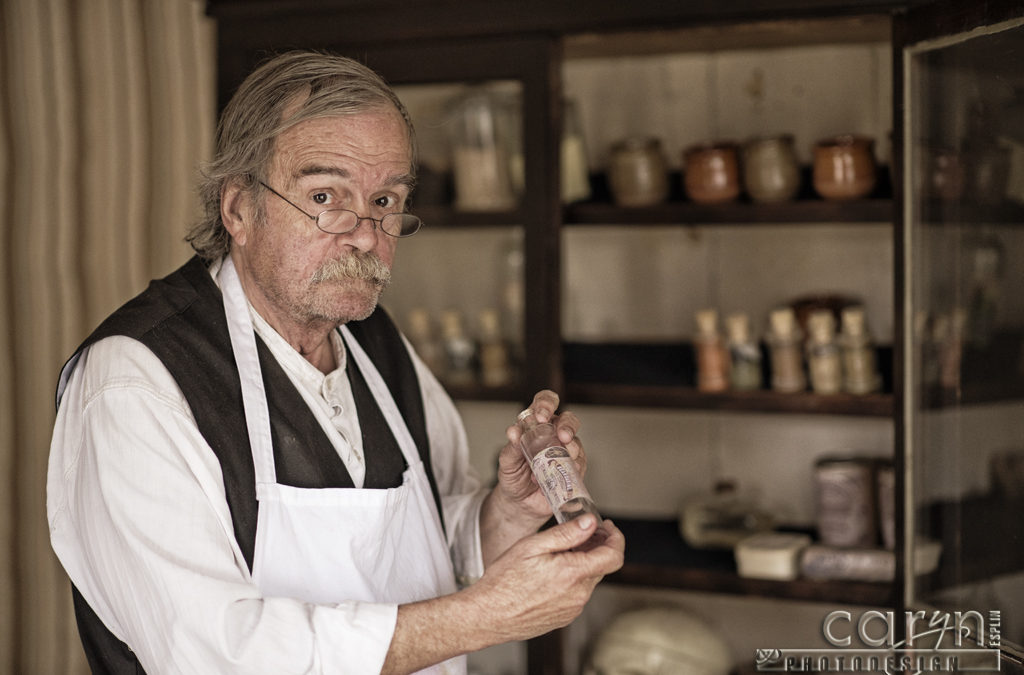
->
<box><xmin>341</xmin><ymin>326</ymin><xmax>422</xmax><ymax>470</ymax></box>
<box><xmin>220</xmin><ymin>257</ymin><xmax>277</xmax><ymax>485</ymax></box>
<box><xmin>341</xmin><ymin>326</ymin><xmax>447</xmax><ymax>536</ymax></box>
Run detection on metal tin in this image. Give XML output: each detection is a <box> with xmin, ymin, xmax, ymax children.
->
<box><xmin>815</xmin><ymin>457</ymin><xmax>878</xmax><ymax>548</ymax></box>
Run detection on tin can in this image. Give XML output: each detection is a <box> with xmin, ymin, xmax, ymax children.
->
<box><xmin>815</xmin><ymin>457</ymin><xmax>877</xmax><ymax>548</ymax></box>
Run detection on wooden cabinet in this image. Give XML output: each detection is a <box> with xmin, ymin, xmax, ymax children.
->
<box><xmin>207</xmin><ymin>1</ymin><xmax>1021</xmax><ymax>672</ymax></box>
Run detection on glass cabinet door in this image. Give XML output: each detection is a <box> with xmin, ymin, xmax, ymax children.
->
<box><xmin>901</xmin><ymin>0</ymin><xmax>1024</xmax><ymax>663</ymax></box>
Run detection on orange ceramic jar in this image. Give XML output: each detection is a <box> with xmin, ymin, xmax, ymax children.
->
<box><xmin>812</xmin><ymin>135</ymin><xmax>877</xmax><ymax>200</ymax></box>
<box><xmin>684</xmin><ymin>142</ymin><xmax>741</xmax><ymax>204</ymax></box>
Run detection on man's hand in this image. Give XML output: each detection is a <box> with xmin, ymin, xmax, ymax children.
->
<box><xmin>496</xmin><ymin>389</ymin><xmax>587</xmax><ymax>521</ymax></box>
<box><xmin>384</xmin><ymin>515</ymin><xmax>625</xmax><ymax>674</ymax></box>
<box><xmin>464</xmin><ymin>514</ymin><xmax>624</xmax><ymax>641</ymax></box>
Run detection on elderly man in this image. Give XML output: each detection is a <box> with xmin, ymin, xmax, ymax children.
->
<box><xmin>48</xmin><ymin>50</ymin><xmax>623</xmax><ymax>674</ymax></box>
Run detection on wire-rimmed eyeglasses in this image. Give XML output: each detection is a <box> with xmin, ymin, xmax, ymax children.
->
<box><xmin>258</xmin><ymin>181</ymin><xmax>423</xmax><ymax>237</ymax></box>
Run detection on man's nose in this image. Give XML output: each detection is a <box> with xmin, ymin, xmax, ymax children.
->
<box><xmin>342</xmin><ymin>215</ymin><xmax>382</xmax><ymax>251</ymax></box>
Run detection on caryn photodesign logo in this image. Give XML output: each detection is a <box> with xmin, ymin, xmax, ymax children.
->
<box><xmin>756</xmin><ymin>609</ymin><xmax>1002</xmax><ymax>674</ymax></box>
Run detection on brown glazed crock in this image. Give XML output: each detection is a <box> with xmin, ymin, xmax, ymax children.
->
<box><xmin>684</xmin><ymin>142</ymin><xmax>741</xmax><ymax>204</ymax></box>
<box><xmin>812</xmin><ymin>134</ymin><xmax>877</xmax><ymax>200</ymax></box>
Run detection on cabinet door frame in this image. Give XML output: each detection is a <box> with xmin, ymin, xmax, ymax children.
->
<box><xmin>895</xmin><ymin>0</ymin><xmax>1024</xmax><ymax>666</ymax></box>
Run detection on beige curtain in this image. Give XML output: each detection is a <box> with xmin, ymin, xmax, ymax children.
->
<box><xmin>0</xmin><ymin>0</ymin><xmax>215</xmax><ymax>671</ymax></box>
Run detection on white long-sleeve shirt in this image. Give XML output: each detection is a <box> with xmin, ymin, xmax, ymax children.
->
<box><xmin>47</xmin><ymin>292</ymin><xmax>488</xmax><ymax>673</ymax></box>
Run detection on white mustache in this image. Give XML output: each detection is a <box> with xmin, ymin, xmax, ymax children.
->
<box><xmin>311</xmin><ymin>253</ymin><xmax>391</xmax><ymax>287</ymax></box>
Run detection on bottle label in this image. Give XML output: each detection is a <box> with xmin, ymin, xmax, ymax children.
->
<box><xmin>530</xmin><ymin>446</ymin><xmax>591</xmax><ymax>508</ymax></box>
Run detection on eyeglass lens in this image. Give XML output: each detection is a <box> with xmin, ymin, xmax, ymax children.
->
<box><xmin>317</xmin><ymin>210</ymin><xmax>421</xmax><ymax>237</ymax></box>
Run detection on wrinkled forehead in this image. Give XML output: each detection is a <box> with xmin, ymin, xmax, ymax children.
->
<box><xmin>266</xmin><ymin>113</ymin><xmax>415</xmax><ymax>192</ymax></box>
<box><xmin>270</xmin><ymin>90</ymin><xmax>414</xmax><ymax>171</ymax></box>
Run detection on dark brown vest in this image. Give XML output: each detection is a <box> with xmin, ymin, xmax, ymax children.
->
<box><xmin>58</xmin><ymin>255</ymin><xmax>441</xmax><ymax>673</ymax></box>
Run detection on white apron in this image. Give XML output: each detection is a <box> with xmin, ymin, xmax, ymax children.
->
<box><xmin>221</xmin><ymin>257</ymin><xmax>464</xmax><ymax>674</ymax></box>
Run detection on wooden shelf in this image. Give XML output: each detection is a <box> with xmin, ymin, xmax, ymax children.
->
<box><xmin>606</xmin><ymin>517</ymin><xmax>896</xmax><ymax>606</ymax></box>
<box><xmin>564</xmin><ymin>167</ymin><xmax>894</xmax><ymax>225</ymax></box>
<box><xmin>441</xmin><ymin>381</ymin><xmax>527</xmax><ymax>402</ymax></box>
<box><xmin>566</xmin><ymin>197</ymin><xmax>893</xmax><ymax>226</ymax></box>
<box><xmin>415</xmin><ymin>169</ymin><xmax>896</xmax><ymax>228</ymax></box>
<box><xmin>568</xmin><ymin>382</ymin><xmax>894</xmax><ymax>416</ymax></box>
<box><xmin>563</xmin><ymin>341</ymin><xmax>894</xmax><ymax>416</ymax></box>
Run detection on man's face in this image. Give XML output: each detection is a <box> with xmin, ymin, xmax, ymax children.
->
<box><xmin>235</xmin><ymin>107</ymin><xmax>414</xmax><ymax>330</ymax></box>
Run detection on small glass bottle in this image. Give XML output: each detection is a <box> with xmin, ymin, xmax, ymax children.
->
<box><xmin>938</xmin><ymin>308</ymin><xmax>967</xmax><ymax>391</ymax></box>
<box><xmin>963</xmin><ymin>230</ymin><xmax>1004</xmax><ymax>348</ymax></box>
<box><xmin>517</xmin><ymin>408</ymin><xmax>606</xmax><ymax>549</ymax></box>
<box><xmin>500</xmin><ymin>234</ymin><xmax>525</xmax><ymax>368</ymax></box>
<box><xmin>561</xmin><ymin>98</ymin><xmax>591</xmax><ymax>203</ymax></box>
<box><xmin>440</xmin><ymin>309</ymin><xmax>477</xmax><ymax>387</ymax></box>
<box><xmin>725</xmin><ymin>312</ymin><xmax>763</xmax><ymax>391</ymax></box>
<box><xmin>406</xmin><ymin>308</ymin><xmax>446</xmax><ymax>377</ymax></box>
<box><xmin>766</xmin><ymin>307</ymin><xmax>806</xmax><ymax>393</ymax></box>
<box><xmin>477</xmin><ymin>308</ymin><xmax>512</xmax><ymax>388</ymax></box>
<box><xmin>694</xmin><ymin>309</ymin><xmax>730</xmax><ymax>392</ymax></box>
<box><xmin>805</xmin><ymin>310</ymin><xmax>842</xmax><ymax>394</ymax></box>
<box><xmin>838</xmin><ymin>305</ymin><xmax>881</xmax><ymax>395</ymax></box>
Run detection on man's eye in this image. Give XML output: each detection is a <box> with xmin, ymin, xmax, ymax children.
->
<box><xmin>312</xmin><ymin>192</ymin><xmax>330</xmax><ymax>205</ymax></box>
<box><xmin>374</xmin><ymin>195</ymin><xmax>396</xmax><ymax>209</ymax></box>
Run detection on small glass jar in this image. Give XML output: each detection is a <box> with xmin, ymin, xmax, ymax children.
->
<box><xmin>684</xmin><ymin>142</ymin><xmax>741</xmax><ymax>204</ymax></box>
<box><xmin>812</xmin><ymin>134</ymin><xmax>877</xmax><ymax>200</ymax></box>
<box><xmin>607</xmin><ymin>137</ymin><xmax>669</xmax><ymax>207</ymax></box>
<box><xmin>561</xmin><ymin>98</ymin><xmax>591</xmax><ymax>203</ymax></box>
<box><xmin>742</xmin><ymin>135</ymin><xmax>801</xmax><ymax>203</ymax></box>
<box><xmin>449</xmin><ymin>91</ymin><xmax>516</xmax><ymax>211</ymax></box>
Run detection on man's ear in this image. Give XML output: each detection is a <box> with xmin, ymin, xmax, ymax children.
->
<box><xmin>221</xmin><ymin>180</ymin><xmax>251</xmax><ymax>247</ymax></box>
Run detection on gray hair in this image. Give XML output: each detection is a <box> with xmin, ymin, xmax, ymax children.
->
<box><xmin>188</xmin><ymin>50</ymin><xmax>416</xmax><ymax>261</ymax></box>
